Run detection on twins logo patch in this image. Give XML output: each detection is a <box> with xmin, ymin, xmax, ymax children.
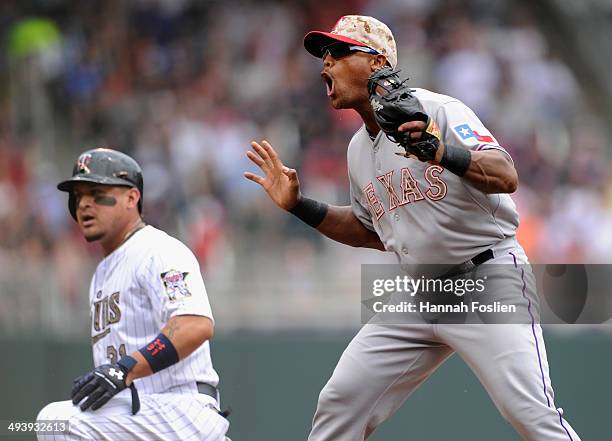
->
<box><xmin>453</xmin><ymin>123</ymin><xmax>496</xmax><ymax>144</ymax></box>
<box><xmin>161</xmin><ymin>270</ymin><xmax>191</xmax><ymax>302</ymax></box>
<box><xmin>77</xmin><ymin>153</ymin><xmax>92</xmax><ymax>174</ymax></box>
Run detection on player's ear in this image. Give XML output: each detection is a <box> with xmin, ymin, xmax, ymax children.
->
<box><xmin>126</xmin><ymin>188</ymin><xmax>140</xmax><ymax>210</ymax></box>
<box><xmin>370</xmin><ymin>54</ymin><xmax>388</xmax><ymax>71</ymax></box>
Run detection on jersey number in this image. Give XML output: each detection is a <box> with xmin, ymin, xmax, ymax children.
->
<box><xmin>106</xmin><ymin>344</ymin><xmax>127</xmax><ymax>363</ymax></box>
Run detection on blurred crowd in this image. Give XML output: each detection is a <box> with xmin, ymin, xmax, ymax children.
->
<box><xmin>1</xmin><ymin>0</ymin><xmax>611</xmax><ymax>333</ymax></box>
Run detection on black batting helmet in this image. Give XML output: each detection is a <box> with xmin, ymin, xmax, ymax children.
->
<box><xmin>57</xmin><ymin>148</ymin><xmax>144</xmax><ymax>220</ymax></box>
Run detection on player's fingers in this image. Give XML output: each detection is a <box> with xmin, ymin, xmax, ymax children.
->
<box><xmin>409</xmin><ymin>131</ymin><xmax>423</xmax><ymax>141</ymax></box>
<box><xmin>90</xmin><ymin>392</ymin><xmax>113</xmax><ymax>411</ymax></box>
<box><xmin>71</xmin><ymin>382</ymin><xmax>85</xmax><ymax>400</ymax></box>
<box><xmin>71</xmin><ymin>372</ymin><xmax>94</xmax><ymax>398</ymax></box>
<box><xmin>246</xmin><ymin>150</ymin><xmax>265</xmax><ymax>167</ymax></box>
<box><xmin>251</xmin><ymin>141</ymin><xmax>274</xmax><ymax>168</ymax></box>
<box><xmin>282</xmin><ymin>166</ymin><xmax>298</xmax><ymax>181</ymax></box>
<box><xmin>72</xmin><ymin>374</ymin><xmax>86</xmax><ymax>384</ymax></box>
<box><xmin>72</xmin><ymin>378</ymin><xmax>97</xmax><ymax>404</ymax></box>
<box><xmin>80</xmin><ymin>387</ymin><xmax>105</xmax><ymax>411</ymax></box>
<box><xmin>244</xmin><ymin>172</ymin><xmax>265</xmax><ymax>186</ymax></box>
<box><xmin>262</xmin><ymin>140</ymin><xmax>283</xmax><ymax>168</ymax></box>
<box><xmin>398</xmin><ymin>121</ymin><xmax>426</xmax><ymax>132</ymax></box>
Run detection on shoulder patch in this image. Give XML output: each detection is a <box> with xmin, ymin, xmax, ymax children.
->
<box><xmin>453</xmin><ymin>123</ymin><xmax>497</xmax><ymax>144</ymax></box>
<box><xmin>160</xmin><ymin>270</ymin><xmax>191</xmax><ymax>302</ymax></box>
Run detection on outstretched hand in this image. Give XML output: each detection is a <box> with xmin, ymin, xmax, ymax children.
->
<box><xmin>244</xmin><ymin>140</ymin><xmax>301</xmax><ymax>211</ymax></box>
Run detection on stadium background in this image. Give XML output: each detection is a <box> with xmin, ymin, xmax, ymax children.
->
<box><xmin>1</xmin><ymin>0</ymin><xmax>611</xmax><ymax>439</ymax></box>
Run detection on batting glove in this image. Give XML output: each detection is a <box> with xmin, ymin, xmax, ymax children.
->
<box><xmin>71</xmin><ymin>356</ymin><xmax>140</xmax><ymax>414</ymax></box>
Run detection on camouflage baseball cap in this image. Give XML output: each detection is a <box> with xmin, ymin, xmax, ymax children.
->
<box><xmin>304</xmin><ymin>15</ymin><xmax>397</xmax><ymax>68</ymax></box>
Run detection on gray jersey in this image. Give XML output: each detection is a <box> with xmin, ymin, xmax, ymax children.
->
<box><xmin>348</xmin><ymin>88</ymin><xmax>519</xmax><ymax>265</ymax></box>
<box><xmin>314</xmin><ymin>92</ymin><xmax>581</xmax><ymax>441</ymax></box>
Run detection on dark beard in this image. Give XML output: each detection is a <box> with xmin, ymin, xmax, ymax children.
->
<box><xmin>85</xmin><ymin>231</ymin><xmax>105</xmax><ymax>242</ymax></box>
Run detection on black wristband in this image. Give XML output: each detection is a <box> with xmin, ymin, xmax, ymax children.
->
<box><xmin>440</xmin><ymin>144</ymin><xmax>471</xmax><ymax>177</ymax></box>
<box><xmin>289</xmin><ymin>196</ymin><xmax>328</xmax><ymax>228</ymax></box>
<box><xmin>138</xmin><ymin>333</ymin><xmax>180</xmax><ymax>373</ymax></box>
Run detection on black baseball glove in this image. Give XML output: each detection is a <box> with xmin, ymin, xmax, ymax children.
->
<box><xmin>71</xmin><ymin>360</ymin><xmax>140</xmax><ymax>414</ymax></box>
<box><xmin>368</xmin><ymin>67</ymin><xmax>442</xmax><ymax>161</ymax></box>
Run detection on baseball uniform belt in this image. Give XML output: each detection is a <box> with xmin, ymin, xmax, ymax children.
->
<box><xmin>439</xmin><ymin>248</ymin><xmax>494</xmax><ymax>279</ymax></box>
<box><xmin>197</xmin><ymin>382</ymin><xmax>219</xmax><ymax>400</ymax></box>
<box><xmin>471</xmin><ymin>248</ymin><xmax>494</xmax><ymax>266</ymax></box>
<box><xmin>198</xmin><ymin>382</ymin><xmax>232</xmax><ymax>419</ymax></box>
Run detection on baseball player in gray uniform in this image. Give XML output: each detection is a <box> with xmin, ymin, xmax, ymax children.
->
<box><xmin>244</xmin><ymin>15</ymin><xmax>582</xmax><ymax>441</ymax></box>
<box><xmin>37</xmin><ymin>148</ymin><xmax>230</xmax><ymax>441</ymax></box>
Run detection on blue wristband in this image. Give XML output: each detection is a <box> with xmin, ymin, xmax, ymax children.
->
<box><xmin>117</xmin><ymin>355</ymin><xmax>138</xmax><ymax>373</ymax></box>
<box><xmin>138</xmin><ymin>333</ymin><xmax>180</xmax><ymax>373</ymax></box>
<box><xmin>116</xmin><ymin>355</ymin><xmax>141</xmax><ymax>415</ymax></box>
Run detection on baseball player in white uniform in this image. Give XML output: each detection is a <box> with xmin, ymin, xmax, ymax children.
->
<box><xmin>36</xmin><ymin>148</ymin><xmax>230</xmax><ymax>441</ymax></box>
<box><xmin>244</xmin><ymin>15</ymin><xmax>582</xmax><ymax>441</ymax></box>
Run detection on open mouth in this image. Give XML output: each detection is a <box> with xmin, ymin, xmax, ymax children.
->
<box><xmin>322</xmin><ymin>72</ymin><xmax>334</xmax><ymax>96</ymax></box>
<box><xmin>80</xmin><ymin>214</ymin><xmax>96</xmax><ymax>226</ymax></box>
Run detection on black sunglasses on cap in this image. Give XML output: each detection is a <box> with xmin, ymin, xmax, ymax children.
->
<box><xmin>321</xmin><ymin>42</ymin><xmax>379</xmax><ymax>60</ymax></box>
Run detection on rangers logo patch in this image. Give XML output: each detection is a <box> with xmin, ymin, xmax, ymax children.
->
<box><xmin>453</xmin><ymin>123</ymin><xmax>497</xmax><ymax>144</ymax></box>
<box><xmin>160</xmin><ymin>270</ymin><xmax>191</xmax><ymax>301</ymax></box>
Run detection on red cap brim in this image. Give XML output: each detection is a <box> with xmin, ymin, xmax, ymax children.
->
<box><xmin>303</xmin><ymin>31</ymin><xmax>368</xmax><ymax>58</ymax></box>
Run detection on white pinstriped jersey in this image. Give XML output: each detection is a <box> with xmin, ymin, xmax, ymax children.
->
<box><xmin>349</xmin><ymin>88</ymin><xmax>519</xmax><ymax>265</ymax></box>
<box><xmin>89</xmin><ymin>225</ymin><xmax>219</xmax><ymax>395</ymax></box>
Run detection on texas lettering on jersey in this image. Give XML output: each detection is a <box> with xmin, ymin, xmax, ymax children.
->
<box><xmin>364</xmin><ymin>165</ymin><xmax>448</xmax><ymax>220</ymax></box>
